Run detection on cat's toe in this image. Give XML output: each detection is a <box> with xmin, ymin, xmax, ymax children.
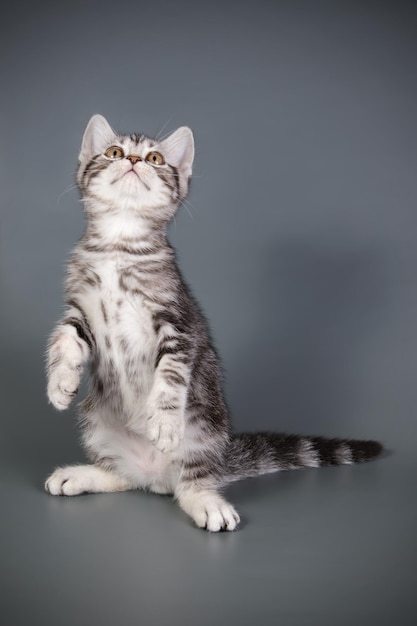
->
<box><xmin>48</xmin><ymin>388</ymin><xmax>76</xmax><ymax>411</ymax></box>
<box><xmin>47</xmin><ymin>368</ymin><xmax>79</xmax><ymax>410</ymax></box>
<box><xmin>147</xmin><ymin>418</ymin><xmax>183</xmax><ymax>453</ymax></box>
<box><xmin>193</xmin><ymin>502</ymin><xmax>240</xmax><ymax>532</ymax></box>
<box><xmin>206</xmin><ymin>502</ymin><xmax>240</xmax><ymax>532</ymax></box>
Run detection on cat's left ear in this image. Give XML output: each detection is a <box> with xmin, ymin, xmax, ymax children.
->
<box><xmin>159</xmin><ymin>127</ymin><xmax>194</xmax><ymax>177</ymax></box>
<box><xmin>79</xmin><ymin>114</ymin><xmax>115</xmax><ymax>161</ymax></box>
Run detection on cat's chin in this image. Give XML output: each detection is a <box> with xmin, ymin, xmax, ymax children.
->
<box><xmin>117</xmin><ymin>173</ymin><xmax>151</xmax><ymax>195</ymax></box>
<box><xmin>124</xmin><ymin>170</ymin><xmax>140</xmax><ymax>181</ymax></box>
<box><xmin>119</xmin><ymin>170</ymin><xmax>140</xmax><ymax>182</ymax></box>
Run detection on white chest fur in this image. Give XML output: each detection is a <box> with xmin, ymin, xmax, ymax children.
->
<box><xmin>72</xmin><ymin>254</ymin><xmax>158</xmax><ymax>418</ymax></box>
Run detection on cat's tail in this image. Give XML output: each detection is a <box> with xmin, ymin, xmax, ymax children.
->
<box><xmin>225</xmin><ymin>432</ymin><xmax>383</xmax><ymax>482</ymax></box>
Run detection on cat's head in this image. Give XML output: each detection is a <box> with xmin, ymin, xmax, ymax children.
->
<box><xmin>77</xmin><ymin>114</ymin><xmax>194</xmax><ymax>223</ymax></box>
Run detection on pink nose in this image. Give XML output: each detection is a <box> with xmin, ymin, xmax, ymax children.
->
<box><xmin>127</xmin><ymin>155</ymin><xmax>141</xmax><ymax>164</ymax></box>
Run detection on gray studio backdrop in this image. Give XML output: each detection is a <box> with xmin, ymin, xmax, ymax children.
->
<box><xmin>1</xmin><ymin>1</ymin><xmax>416</xmax><ymax>625</ymax></box>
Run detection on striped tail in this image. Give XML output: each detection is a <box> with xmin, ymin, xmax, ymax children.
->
<box><xmin>225</xmin><ymin>432</ymin><xmax>383</xmax><ymax>482</ymax></box>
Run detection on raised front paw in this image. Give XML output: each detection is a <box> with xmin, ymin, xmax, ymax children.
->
<box><xmin>146</xmin><ymin>414</ymin><xmax>184</xmax><ymax>453</ymax></box>
<box><xmin>47</xmin><ymin>365</ymin><xmax>80</xmax><ymax>410</ymax></box>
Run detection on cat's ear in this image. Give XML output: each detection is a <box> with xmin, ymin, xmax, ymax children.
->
<box><xmin>160</xmin><ymin>127</ymin><xmax>194</xmax><ymax>177</ymax></box>
<box><xmin>79</xmin><ymin>114</ymin><xmax>115</xmax><ymax>161</ymax></box>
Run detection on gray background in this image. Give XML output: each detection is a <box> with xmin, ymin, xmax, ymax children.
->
<box><xmin>1</xmin><ymin>0</ymin><xmax>416</xmax><ymax>624</ymax></box>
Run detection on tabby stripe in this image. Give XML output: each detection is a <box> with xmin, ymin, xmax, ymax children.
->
<box><xmin>161</xmin><ymin>368</ymin><xmax>187</xmax><ymax>386</ymax></box>
<box><xmin>158</xmin><ymin>403</ymin><xmax>180</xmax><ymax>411</ymax></box>
<box><xmin>65</xmin><ymin>316</ymin><xmax>94</xmax><ymax>350</ymax></box>
<box><xmin>183</xmin><ymin>458</ymin><xmax>223</xmax><ymax>481</ymax></box>
<box><xmin>130</xmin><ymin>133</ymin><xmax>145</xmax><ymax>143</ymax></box>
<box><xmin>155</xmin><ymin>345</ymin><xmax>185</xmax><ymax>367</ymax></box>
<box><xmin>170</xmin><ymin>165</ymin><xmax>180</xmax><ymax>200</ymax></box>
<box><xmin>86</xmin><ymin>167</ymin><xmax>107</xmax><ymax>185</ymax></box>
<box><xmin>182</xmin><ymin>466</ymin><xmax>212</xmax><ymax>481</ymax></box>
<box><xmin>100</xmin><ymin>300</ymin><xmax>108</xmax><ymax>323</ymax></box>
<box><xmin>82</xmin><ymin>154</ymin><xmax>102</xmax><ymax>186</ymax></box>
<box><xmin>152</xmin><ymin>311</ymin><xmax>188</xmax><ymax>334</ymax></box>
<box><xmin>81</xmin><ymin>272</ymin><xmax>101</xmax><ymax>287</ymax></box>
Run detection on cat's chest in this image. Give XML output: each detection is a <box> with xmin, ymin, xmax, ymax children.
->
<box><xmin>76</xmin><ymin>258</ymin><xmax>157</xmax><ymax>354</ymax></box>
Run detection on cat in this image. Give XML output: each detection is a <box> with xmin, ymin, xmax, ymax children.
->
<box><xmin>45</xmin><ymin>114</ymin><xmax>383</xmax><ymax>531</ymax></box>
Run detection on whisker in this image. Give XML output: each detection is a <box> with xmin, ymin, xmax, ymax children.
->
<box><xmin>155</xmin><ymin>117</ymin><xmax>175</xmax><ymax>142</ymax></box>
<box><xmin>57</xmin><ymin>182</ymin><xmax>78</xmax><ymax>206</ymax></box>
<box><xmin>180</xmin><ymin>201</ymin><xmax>194</xmax><ymax>221</ymax></box>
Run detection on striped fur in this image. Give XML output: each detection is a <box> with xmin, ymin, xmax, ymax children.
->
<box><xmin>45</xmin><ymin>115</ymin><xmax>383</xmax><ymax>532</ymax></box>
<box><xmin>227</xmin><ymin>433</ymin><xmax>382</xmax><ymax>480</ymax></box>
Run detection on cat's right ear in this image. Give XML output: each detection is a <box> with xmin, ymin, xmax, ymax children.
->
<box><xmin>79</xmin><ymin>114</ymin><xmax>115</xmax><ymax>161</ymax></box>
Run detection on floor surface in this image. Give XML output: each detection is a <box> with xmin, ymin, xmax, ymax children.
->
<box><xmin>1</xmin><ymin>350</ymin><xmax>416</xmax><ymax>626</ymax></box>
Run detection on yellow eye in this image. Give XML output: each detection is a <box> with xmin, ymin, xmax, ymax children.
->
<box><xmin>104</xmin><ymin>146</ymin><xmax>124</xmax><ymax>159</ymax></box>
<box><xmin>146</xmin><ymin>151</ymin><xmax>165</xmax><ymax>166</ymax></box>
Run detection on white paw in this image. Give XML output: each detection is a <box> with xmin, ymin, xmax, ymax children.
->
<box><xmin>187</xmin><ymin>496</ymin><xmax>240</xmax><ymax>532</ymax></box>
<box><xmin>146</xmin><ymin>415</ymin><xmax>183</xmax><ymax>453</ymax></box>
<box><xmin>196</xmin><ymin>501</ymin><xmax>240</xmax><ymax>532</ymax></box>
<box><xmin>47</xmin><ymin>365</ymin><xmax>80</xmax><ymax>410</ymax></box>
<box><xmin>45</xmin><ymin>466</ymin><xmax>92</xmax><ymax>496</ymax></box>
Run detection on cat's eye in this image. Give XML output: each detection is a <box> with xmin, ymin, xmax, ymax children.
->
<box><xmin>104</xmin><ymin>146</ymin><xmax>125</xmax><ymax>159</ymax></box>
<box><xmin>145</xmin><ymin>151</ymin><xmax>165</xmax><ymax>166</ymax></box>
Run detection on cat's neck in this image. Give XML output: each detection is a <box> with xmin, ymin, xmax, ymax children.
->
<box><xmin>83</xmin><ymin>199</ymin><xmax>167</xmax><ymax>246</ymax></box>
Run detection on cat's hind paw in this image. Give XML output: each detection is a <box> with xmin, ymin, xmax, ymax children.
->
<box><xmin>178</xmin><ymin>490</ymin><xmax>241</xmax><ymax>532</ymax></box>
<box><xmin>45</xmin><ymin>465</ymin><xmax>93</xmax><ymax>496</ymax></box>
<box><xmin>45</xmin><ymin>464</ymin><xmax>131</xmax><ymax>496</ymax></box>
<box><xmin>194</xmin><ymin>500</ymin><xmax>240</xmax><ymax>532</ymax></box>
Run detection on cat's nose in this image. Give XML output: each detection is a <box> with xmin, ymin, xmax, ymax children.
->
<box><xmin>127</xmin><ymin>155</ymin><xmax>142</xmax><ymax>164</ymax></box>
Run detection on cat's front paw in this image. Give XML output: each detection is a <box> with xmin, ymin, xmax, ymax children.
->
<box><xmin>47</xmin><ymin>365</ymin><xmax>80</xmax><ymax>410</ymax></box>
<box><xmin>146</xmin><ymin>414</ymin><xmax>184</xmax><ymax>453</ymax></box>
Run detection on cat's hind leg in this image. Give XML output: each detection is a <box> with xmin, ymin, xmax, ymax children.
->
<box><xmin>45</xmin><ymin>464</ymin><xmax>135</xmax><ymax>496</ymax></box>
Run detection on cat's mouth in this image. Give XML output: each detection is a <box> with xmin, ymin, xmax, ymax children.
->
<box><xmin>111</xmin><ymin>168</ymin><xmax>148</xmax><ymax>189</ymax></box>
<box><xmin>123</xmin><ymin>168</ymin><xmax>139</xmax><ymax>179</ymax></box>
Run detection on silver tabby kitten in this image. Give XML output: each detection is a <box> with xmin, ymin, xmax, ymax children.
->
<box><xmin>45</xmin><ymin>115</ymin><xmax>383</xmax><ymax>531</ymax></box>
